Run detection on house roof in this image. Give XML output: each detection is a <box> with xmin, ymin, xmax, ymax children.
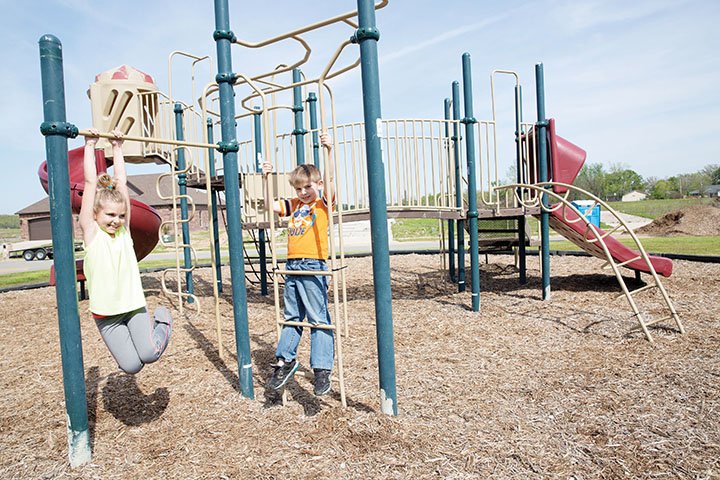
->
<box><xmin>127</xmin><ymin>173</ymin><xmax>210</xmax><ymax>208</ymax></box>
<box><xmin>621</xmin><ymin>190</ymin><xmax>647</xmax><ymax>199</ymax></box>
<box><xmin>706</xmin><ymin>185</ymin><xmax>720</xmax><ymax>195</ymax></box>
<box><xmin>16</xmin><ymin>197</ymin><xmax>50</xmax><ymax>215</ymax></box>
<box><xmin>16</xmin><ymin>173</ymin><xmax>210</xmax><ymax>215</ymax></box>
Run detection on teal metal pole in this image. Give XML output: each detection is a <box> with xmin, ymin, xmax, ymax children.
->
<box><xmin>206</xmin><ymin>118</ymin><xmax>223</xmax><ymax>294</ymax></box>
<box><xmin>213</xmin><ymin>0</ymin><xmax>254</xmax><ymax>398</ymax></box>
<box><xmin>174</xmin><ymin>103</ymin><xmax>194</xmax><ymax>302</ymax></box>
<box><xmin>461</xmin><ymin>53</ymin><xmax>480</xmax><ymax>311</ymax></box>
<box><xmin>307</xmin><ymin>92</ymin><xmax>320</xmax><ymax>167</ymax></box>
<box><xmin>38</xmin><ymin>34</ymin><xmax>91</xmax><ymax>467</ymax></box>
<box><xmin>353</xmin><ymin>0</ymin><xmax>397</xmax><ymax>415</ymax></box>
<box><xmin>535</xmin><ymin>63</ymin><xmax>551</xmax><ymax>300</ymax></box>
<box><xmin>292</xmin><ymin>69</ymin><xmax>306</xmax><ymax>166</ymax></box>
<box><xmin>452</xmin><ymin>81</ymin><xmax>465</xmax><ymax>293</ymax></box>
<box><xmin>514</xmin><ymin>85</ymin><xmax>527</xmax><ymax>285</ymax></box>
<box><xmin>253</xmin><ymin>109</ymin><xmax>268</xmax><ymax>296</ymax></box>
<box><xmin>444</xmin><ymin>98</ymin><xmax>456</xmax><ymax>282</ymax></box>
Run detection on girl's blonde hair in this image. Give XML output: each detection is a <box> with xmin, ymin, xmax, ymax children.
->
<box><xmin>94</xmin><ymin>174</ymin><xmax>125</xmax><ymax>212</ymax></box>
<box><xmin>288</xmin><ymin>164</ymin><xmax>322</xmax><ymax>187</ymax></box>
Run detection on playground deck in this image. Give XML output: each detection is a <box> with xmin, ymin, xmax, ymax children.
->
<box><xmin>1</xmin><ymin>254</ymin><xmax>718</xmax><ymax>478</ymax></box>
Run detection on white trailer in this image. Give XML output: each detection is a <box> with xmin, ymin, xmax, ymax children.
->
<box><xmin>5</xmin><ymin>240</ymin><xmax>83</xmax><ymax>261</ymax></box>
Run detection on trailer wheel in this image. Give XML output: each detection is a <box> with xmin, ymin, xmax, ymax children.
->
<box><xmin>23</xmin><ymin>250</ymin><xmax>35</xmax><ymax>261</ymax></box>
<box><xmin>35</xmin><ymin>248</ymin><xmax>47</xmax><ymax>260</ymax></box>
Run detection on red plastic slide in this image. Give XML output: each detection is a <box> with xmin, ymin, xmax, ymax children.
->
<box><xmin>542</xmin><ymin>119</ymin><xmax>672</xmax><ymax>277</ymax></box>
<box><xmin>548</xmin><ymin>207</ymin><xmax>673</xmax><ymax>277</ymax></box>
<box><xmin>38</xmin><ymin>146</ymin><xmax>161</xmax><ymax>261</ymax></box>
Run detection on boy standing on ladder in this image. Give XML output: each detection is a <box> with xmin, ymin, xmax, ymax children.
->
<box><xmin>262</xmin><ymin>132</ymin><xmax>335</xmax><ymax>396</ymax></box>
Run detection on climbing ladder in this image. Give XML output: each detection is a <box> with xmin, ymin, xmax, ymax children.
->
<box><xmin>263</xmin><ymin>150</ymin><xmax>349</xmax><ymax>408</ymax></box>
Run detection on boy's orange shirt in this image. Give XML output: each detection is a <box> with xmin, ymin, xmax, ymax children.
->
<box><xmin>279</xmin><ymin>196</ymin><xmax>333</xmax><ymax>260</ymax></box>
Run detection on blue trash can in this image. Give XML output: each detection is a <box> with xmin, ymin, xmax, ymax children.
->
<box><xmin>571</xmin><ymin>200</ymin><xmax>601</xmax><ymax>227</ymax></box>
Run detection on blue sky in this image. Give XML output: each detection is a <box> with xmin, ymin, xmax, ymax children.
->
<box><xmin>1</xmin><ymin>0</ymin><xmax>718</xmax><ymax>214</ymax></box>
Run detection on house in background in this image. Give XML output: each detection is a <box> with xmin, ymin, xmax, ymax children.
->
<box><xmin>705</xmin><ymin>185</ymin><xmax>720</xmax><ymax>198</ymax></box>
<box><xmin>16</xmin><ymin>173</ymin><xmax>211</xmax><ymax>241</ymax></box>
<box><xmin>621</xmin><ymin>190</ymin><xmax>647</xmax><ymax>202</ymax></box>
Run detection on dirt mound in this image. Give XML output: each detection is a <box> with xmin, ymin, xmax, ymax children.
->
<box><xmin>636</xmin><ymin>202</ymin><xmax>720</xmax><ymax>236</ymax></box>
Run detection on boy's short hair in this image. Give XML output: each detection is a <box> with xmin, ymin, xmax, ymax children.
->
<box><xmin>289</xmin><ymin>164</ymin><xmax>322</xmax><ymax>186</ymax></box>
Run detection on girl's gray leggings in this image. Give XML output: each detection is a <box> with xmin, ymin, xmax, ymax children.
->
<box><xmin>94</xmin><ymin>306</ymin><xmax>173</xmax><ymax>374</ymax></box>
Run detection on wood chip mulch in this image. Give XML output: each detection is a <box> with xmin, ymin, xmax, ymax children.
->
<box><xmin>1</xmin><ymin>253</ymin><xmax>718</xmax><ymax>479</ymax></box>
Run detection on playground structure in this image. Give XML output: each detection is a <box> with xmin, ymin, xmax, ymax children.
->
<box><xmin>37</xmin><ymin>0</ymin><xmax>685</xmax><ymax>468</ymax></box>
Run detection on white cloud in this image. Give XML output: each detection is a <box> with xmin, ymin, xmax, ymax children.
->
<box><xmin>381</xmin><ymin>11</ymin><xmax>518</xmax><ymax>64</ymax></box>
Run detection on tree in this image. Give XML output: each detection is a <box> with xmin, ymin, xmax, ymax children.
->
<box><xmin>650</xmin><ymin>179</ymin><xmax>672</xmax><ymax>199</ymax></box>
<box><xmin>678</xmin><ymin>172</ymin><xmax>710</xmax><ymax>196</ymax></box>
<box><xmin>573</xmin><ymin>163</ymin><xmax>606</xmax><ymax>199</ymax></box>
<box><xmin>705</xmin><ymin>164</ymin><xmax>720</xmax><ymax>185</ymax></box>
<box><xmin>604</xmin><ymin>167</ymin><xmax>644</xmax><ymax>199</ymax></box>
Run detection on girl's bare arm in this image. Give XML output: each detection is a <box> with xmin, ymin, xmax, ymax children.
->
<box><xmin>110</xmin><ymin>130</ymin><xmax>132</xmax><ymax>228</ymax></box>
<box><xmin>79</xmin><ymin>129</ymin><xmax>99</xmax><ymax>242</ymax></box>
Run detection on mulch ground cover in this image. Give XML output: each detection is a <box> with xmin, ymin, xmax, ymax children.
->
<box><xmin>1</xmin><ymin>253</ymin><xmax>718</xmax><ymax>479</ymax></box>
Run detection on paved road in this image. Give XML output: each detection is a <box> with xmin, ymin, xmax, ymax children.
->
<box><xmin>0</xmin><ymin>257</ymin><xmax>54</xmax><ymax>275</ymax></box>
<box><xmin>600</xmin><ymin>210</ymin><xmax>653</xmax><ymax>231</ymax></box>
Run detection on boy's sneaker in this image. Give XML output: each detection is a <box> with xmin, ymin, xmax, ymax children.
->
<box><xmin>313</xmin><ymin>369</ymin><xmax>332</xmax><ymax>396</ymax></box>
<box><xmin>267</xmin><ymin>359</ymin><xmax>299</xmax><ymax>390</ymax></box>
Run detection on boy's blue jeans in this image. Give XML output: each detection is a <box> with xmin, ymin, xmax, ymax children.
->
<box><xmin>275</xmin><ymin>258</ymin><xmax>334</xmax><ymax>370</ymax></box>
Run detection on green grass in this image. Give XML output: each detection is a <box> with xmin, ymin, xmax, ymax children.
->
<box><xmin>0</xmin><ymin>270</ymin><xmax>50</xmax><ymax>288</ymax></box>
<box><xmin>525</xmin><ymin>217</ymin><xmax>612</xmax><ymax>237</ymax></box>
<box><xmin>0</xmin><ymin>215</ymin><xmax>20</xmax><ymax>229</ymax></box>
<box><xmin>391</xmin><ymin>218</ymin><xmax>442</xmax><ymax>241</ymax></box>
<box><xmin>138</xmin><ymin>255</ymin><xmax>232</xmax><ymax>271</ymax></box>
<box><xmin>549</xmin><ymin>235</ymin><xmax>720</xmax><ymax>256</ymax></box>
<box><xmin>138</xmin><ymin>258</ymin><xmax>179</xmax><ymax>270</ymax></box>
<box><xmin>138</xmin><ymin>258</ymin><xmax>199</xmax><ymax>270</ymax></box>
<box><xmin>0</xmin><ymin>228</ymin><xmax>21</xmax><ymax>242</ymax></box>
<box><xmin>607</xmin><ymin>198</ymin><xmax>713</xmax><ymax>220</ymax></box>
<box><xmin>0</xmin><ymin>256</ymin><xmax>232</xmax><ymax>289</ymax></box>
<box><xmin>393</xmin><ymin>217</ymin><xmax>610</xmax><ymax>242</ymax></box>
<box><xmin>151</xmin><ymin>229</ymin><xmax>263</xmax><ymax>254</ymax></box>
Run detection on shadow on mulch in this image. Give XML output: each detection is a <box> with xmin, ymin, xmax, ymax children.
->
<box><xmin>86</xmin><ymin>366</ymin><xmax>101</xmax><ymax>448</ymax></box>
<box><xmin>261</xmin><ymin>370</ymin><xmax>375</xmax><ymax>416</ymax></box>
<box><xmin>184</xmin><ymin>321</ymin><xmax>241</xmax><ymax>392</ymax></box>
<box><xmin>182</xmin><ymin>321</ymin><xmax>374</xmax><ymax>415</ymax></box>
<box><xmin>480</xmin><ymin>262</ymin><xmax>645</xmax><ymax>295</ymax></box>
<box><xmin>336</xmin><ymin>266</ymin><xmax>457</xmax><ymax>302</ymax></box>
<box><xmin>254</xmin><ymin>333</ymin><xmax>375</xmax><ymax>416</ymax></box>
<box><xmin>550</xmin><ymin>273</ymin><xmax>644</xmax><ymax>293</ymax></box>
<box><xmin>100</xmin><ymin>372</ymin><xmax>169</xmax><ymax>426</ymax></box>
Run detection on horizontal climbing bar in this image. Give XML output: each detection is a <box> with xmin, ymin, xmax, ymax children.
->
<box><xmin>77</xmin><ymin>129</ymin><xmax>216</xmax><ymax>150</ymax></box>
<box><xmin>273</xmin><ymin>269</ymin><xmax>335</xmax><ymax>277</ymax></box>
<box><xmin>633</xmin><ymin>316</ymin><xmax>674</xmax><ymax>329</ymax></box>
<box><xmin>619</xmin><ymin>283</ymin><xmax>657</xmax><ymax>299</ymax></box>
<box><xmin>278</xmin><ymin>320</ymin><xmax>336</xmax><ymax>331</ymax></box>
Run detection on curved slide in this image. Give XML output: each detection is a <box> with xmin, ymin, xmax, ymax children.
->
<box><xmin>542</xmin><ymin>118</ymin><xmax>672</xmax><ymax>277</ymax></box>
<box><xmin>547</xmin><ymin>207</ymin><xmax>673</xmax><ymax>277</ymax></box>
<box><xmin>38</xmin><ymin>146</ymin><xmax>161</xmax><ymax>261</ymax></box>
